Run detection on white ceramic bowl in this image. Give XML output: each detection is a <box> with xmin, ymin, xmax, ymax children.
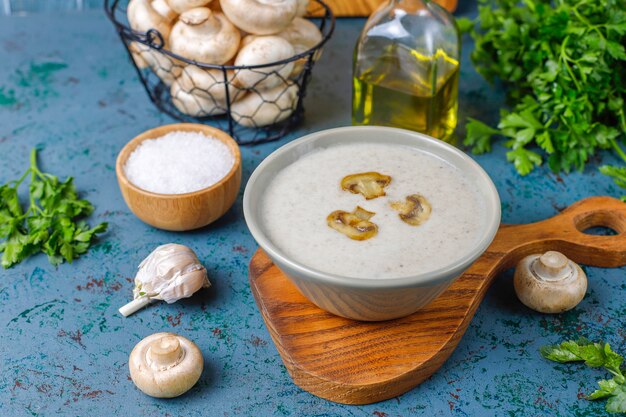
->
<box><xmin>244</xmin><ymin>126</ymin><xmax>501</xmax><ymax>321</ymax></box>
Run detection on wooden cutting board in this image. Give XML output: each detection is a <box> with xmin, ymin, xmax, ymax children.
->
<box><xmin>309</xmin><ymin>0</ymin><xmax>458</xmax><ymax>16</ymax></box>
<box><xmin>248</xmin><ymin>196</ymin><xmax>626</xmax><ymax>404</ymax></box>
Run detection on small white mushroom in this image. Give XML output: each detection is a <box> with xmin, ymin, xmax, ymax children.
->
<box><xmin>129</xmin><ymin>42</ymin><xmax>183</xmax><ymax>86</ymax></box>
<box><xmin>177</xmin><ymin>65</ymin><xmax>238</xmax><ymax>101</ymax></box>
<box><xmin>220</xmin><ymin>0</ymin><xmax>298</xmax><ymax>35</ymax></box>
<box><xmin>514</xmin><ymin>251</ymin><xmax>587</xmax><ymax>314</ymax></box>
<box><xmin>151</xmin><ymin>0</ymin><xmax>177</xmax><ymax>20</ymax></box>
<box><xmin>276</xmin><ymin>17</ymin><xmax>323</xmax><ymax>77</ymax></box>
<box><xmin>231</xmin><ymin>82</ymin><xmax>298</xmax><ymax>127</ymax></box>
<box><xmin>167</xmin><ymin>0</ymin><xmax>213</xmax><ymax>14</ymax></box>
<box><xmin>234</xmin><ymin>36</ymin><xmax>295</xmax><ymax>90</ymax></box>
<box><xmin>127</xmin><ymin>0</ymin><xmax>175</xmax><ymax>41</ymax></box>
<box><xmin>169</xmin><ymin>7</ymin><xmax>241</xmax><ymax>65</ymax></box>
<box><xmin>129</xmin><ymin>332</ymin><xmax>203</xmax><ymax>398</ymax></box>
<box><xmin>296</xmin><ymin>0</ymin><xmax>309</xmax><ymax>16</ymax></box>
<box><xmin>171</xmin><ymin>77</ymin><xmax>228</xmax><ymax>116</ymax></box>
<box><xmin>129</xmin><ymin>41</ymin><xmax>150</xmax><ymax>69</ymax></box>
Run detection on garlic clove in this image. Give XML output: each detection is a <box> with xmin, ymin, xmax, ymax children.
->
<box><xmin>119</xmin><ymin>244</ymin><xmax>210</xmax><ymax>317</ymax></box>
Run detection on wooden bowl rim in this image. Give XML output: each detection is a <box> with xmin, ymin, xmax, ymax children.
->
<box><xmin>116</xmin><ymin>123</ymin><xmax>242</xmax><ymax>200</ymax></box>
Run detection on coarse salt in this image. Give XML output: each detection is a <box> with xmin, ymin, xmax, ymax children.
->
<box><xmin>124</xmin><ymin>131</ymin><xmax>235</xmax><ymax>194</ymax></box>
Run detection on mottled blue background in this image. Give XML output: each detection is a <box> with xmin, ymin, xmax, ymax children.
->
<box><xmin>1</xmin><ymin>2</ymin><xmax>625</xmax><ymax>416</ymax></box>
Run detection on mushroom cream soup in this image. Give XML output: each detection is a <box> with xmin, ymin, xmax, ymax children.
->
<box><xmin>260</xmin><ymin>143</ymin><xmax>485</xmax><ymax>279</ymax></box>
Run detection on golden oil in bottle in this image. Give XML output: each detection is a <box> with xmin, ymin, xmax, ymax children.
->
<box><xmin>352</xmin><ymin>47</ymin><xmax>459</xmax><ymax>142</ymax></box>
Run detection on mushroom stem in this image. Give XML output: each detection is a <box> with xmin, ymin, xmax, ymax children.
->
<box><xmin>147</xmin><ymin>336</ymin><xmax>184</xmax><ymax>369</ymax></box>
<box><xmin>119</xmin><ymin>296</ymin><xmax>153</xmax><ymax>317</ymax></box>
<box><xmin>532</xmin><ymin>251</ymin><xmax>571</xmax><ymax>280</ymax></box>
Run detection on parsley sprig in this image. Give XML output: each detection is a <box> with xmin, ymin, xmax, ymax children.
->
<box><xmin>459</xmin><ymin>0</ymin><xmax>626</xmax><ymax>199</ymax></box>
<box><xmin>541</xmin><ymin>338</ymin><xmax>626</xmax><ymax>413</ymax></box>
<box><xmin>0</xmin><ymin>149</ymin><xmax>107</xmax><ymax>268</ymax></box>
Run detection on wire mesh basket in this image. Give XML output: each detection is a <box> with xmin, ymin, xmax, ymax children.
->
<box><xmin>104</xmin><ymin>0</ymin><xmax>335</xmax><ymax>145</ymax></box>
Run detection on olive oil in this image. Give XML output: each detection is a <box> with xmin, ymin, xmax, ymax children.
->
<box><xmin>352</xmin><ymin>48</ymin><xmax>460</xmax><ymax>142</ymax></box>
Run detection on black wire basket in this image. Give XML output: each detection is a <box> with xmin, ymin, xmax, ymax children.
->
<box><xmin>104</xmin><ymin>0</ymin><xmax>335</xmax><ymax>145</ymax></box>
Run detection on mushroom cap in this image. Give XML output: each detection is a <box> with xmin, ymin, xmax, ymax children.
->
<box><xmin>167</xmin><ymin>0</ymin><xmax>213</xmax><ymax>14</ymax></box>
<box><xmin>514</xmin><ymin>251</ymin><xmax>587</xmax><ymax>314</ymax></box>
<box><xmin>178</xmin><ymin>65</ymin><xmax>237</xmax><ymax>101</ymax></box>
<box><xmin>296</xmin><ymin>0</ymin><xmax>309</xmax><ymax>16</ymax></box>
<box><xmin>152</xmin><ymin>0</ymin><xmax>178</xmax><ymax>20</ymax></box>
<box><xmin>171</xmin><ymin>77</ymin><xmax>228</xmax><ymax>116</ymax></box>
<box><xmin>129</xmin><ymin>332</ymin><xmax>203</xmax><ymax>398</ymax></box>
<box><xmin>169</xmin><ymin>8</ymin><xmax>241</xmax><ymax>65</ymax></box>
<box><xmin>234</xmin><ymin>36</ymin><xmax>295</xmax><ymax>90</ymax></box>
<box><xmin>231</xmin><ymin>81</ymin><xmax>298</xmax><ymax>127</ymax></box>
<box><xmin>127</xmin><ymin>0</ymin><xmax>174</xmax><ymax>41</ymax></box>
<box><xmin>129</xmin><ymin>41</ymin><xmax>150</xmax><ymax>69</ymax></box>
<box><xmin>277</xmin><ymin>17</ymin><xmax>322</xmax><ymax>55</ymax></box>
<box><xmin>220</xmin><ymin>0</ymin><xmax>298</xmax><ymax>35</ymax></box>
<box><xmin>131</xmin><ymin>42</ymin><xmax>183</xmax><ymax>86</ymax></box>
<box><xmin>276</xmin><ymin>17</ymin><xmax>322</xmax><ymax>78</ymax></box>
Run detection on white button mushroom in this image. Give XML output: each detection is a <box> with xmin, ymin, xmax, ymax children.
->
<box><xmin>171</xmin><ymin>77</ymin><xmax>230</xmax><ymax>116</ymax></box>
<box><xmin>514</xmin><ymin>251</ymin><xmax>587</xmax><ymax>314</ymax></box>
<box><xmin>127</xmin><ymin>0</ymin><xmax>175</xmax><ymax>41</ymax></box>
<box><xmin>178</xmin><ymin>65</ymin><xmax>238</xmax><ymax>102</ymax></box>
<box><xmin>296</xmin><ymin>0</ymin><xmax>309</xmax><ymax>16</ymax></box>
<box><xmin>129</xmin><ymin>42</ymin><xmax>183</xmax><ymax>86</ymax></box>
<box><xmin>169</xmin><ymin>7</ymin><xmax>241</xmax><ymax>65</ymax></box>
<box><xmin>167</xmin><ymin>0</ymin><xmax>213</xmax><ymax>14</ymax></box>
<box><xmin>277</xmin><ymin>17</ymin><xmax>322</xmax><ymax>55</ymax></box>
<box><xmin>129</xmin><ymin>332</ymin><xmax>203</xmax><ymax>398</ymax></box>
<box><xmin>231</xmin><ymin>81</ymin><xmax>298</xmax><ymax>127</ymax></box>
<box><xmin>234</xmin><ymin>36</ymin><xmax>295</xmax><ymax>90</ymax></box>
<box><xmin>129</xmin><ymin>42</ymin><xmax>150</xmax><ymax>70</ymax></box>
<box><xmin>276</xmin><ymin>17</ymin><xmax>323</xmax><ymax>77</ymax></box>
<box><xmin>119</xmin><ymin>244</ymin><xmax>211</xmax><ymax>317</ymax></box>
<box><xmin>220</xmin><ymin>0</ymin><xmax>298</xmax><ymax>35</ymax></box>
<box><xmin>151</xmin><ymin>0</ymin><xmax>177</xmax><ymax>21</ymax></box>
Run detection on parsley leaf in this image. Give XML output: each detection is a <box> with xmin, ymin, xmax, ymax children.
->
<box><xmin>541</xmin><ymin>339</ymin><xmax>626</xmax><ymax>413</ymax></box>
<box><xmin>463</xmin><ymin>0</ymin><xmax>626</xmax><ymax>199</ymax></box>
<box><xmin>607</xmin><ymin>386</ymin><xmax>626</xmax><ymax>413</ymax></box>
<box><xmin>0</xmin><ymin>149</ymin><xmax>107</xmax><ymax>268</ymax></box>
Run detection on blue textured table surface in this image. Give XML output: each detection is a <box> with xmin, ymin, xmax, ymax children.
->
<box><xmin>1</xmin><ymin>4</ymin><xmax>625</xmax><ymax>417</ymax></box>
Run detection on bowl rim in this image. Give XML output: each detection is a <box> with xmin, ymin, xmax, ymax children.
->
<box><xmin>243</xmin><ymin>126</ymin><xmax>502</xmax><ymax>290</ymax></box>
<box><xmin>116</xmin><ymin>123</ymin><xmax>242</xmax><ymax>199</ymax></box>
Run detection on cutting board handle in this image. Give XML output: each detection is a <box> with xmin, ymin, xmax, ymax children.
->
<box><xmin>469</xmin><ymin>196</ymin><xmax>626</xmax><ymax>286</ymax></box>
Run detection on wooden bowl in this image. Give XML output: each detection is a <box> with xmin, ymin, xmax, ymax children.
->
<box><xmin>116</xmin><ymin>123</ymin><xmax>242</xmax><ymax>231</ymax></box>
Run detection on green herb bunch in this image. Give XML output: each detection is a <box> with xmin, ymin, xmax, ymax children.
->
<box><xmin>0</xmin><ymin>149</ymin><xmax>107</xmax><ymax>268</ymax></box>
<box><xmin>542</xmin><ymin>339</ymin><xmax>626</xmax><ymax>413</ymax></box>
<box><xmin>459</xmin><ymin>0</ymin><xmax>626</xmax><ymax>198</ymax></box>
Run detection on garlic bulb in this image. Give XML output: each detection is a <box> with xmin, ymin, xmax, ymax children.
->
<box><xmin>119</xmin><ymin>244</ymin><xmax>210</xmax><ymax>317</ymax></box>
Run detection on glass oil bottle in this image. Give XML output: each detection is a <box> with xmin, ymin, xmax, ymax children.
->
<box><xmin>352</xmin><ymin>0</ymin><xmax>461</xmax><ymax>142</ymax></box>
